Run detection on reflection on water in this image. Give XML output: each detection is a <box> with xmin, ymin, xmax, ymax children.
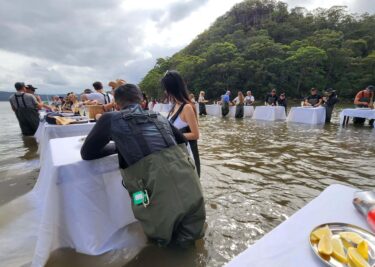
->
<box><xmin>0</xmin><ymin>102</ymin><xmax>374</xmax><ymax>266</ymax></box>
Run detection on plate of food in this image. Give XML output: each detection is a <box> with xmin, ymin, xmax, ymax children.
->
<box><xmin>310</xmin><ymin>223</ymin><xmax>375</xmax><ymax>267</ymax></box>
<box><xmin>69</xmin><ymin>118</ymin><xmax>89</xmax><ymax>124</ymax></box>
<box><xmin>60</xmin><ymin>112</ymin><xmax>75</xmax><ymax>117</ymax></box>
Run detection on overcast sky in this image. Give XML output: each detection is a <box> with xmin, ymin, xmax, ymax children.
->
<box><xmin>0</xmin><ymin>0</ymin><xmax>373</xmax><ymax>94</ymax></box>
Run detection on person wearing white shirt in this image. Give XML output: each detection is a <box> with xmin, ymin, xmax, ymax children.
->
<box><xmin>83</xmin><ymin>81</ymin><xmax>113</xmax><ymax>105</ymax></box>
<box><xmin>244</xmin><ymin>90</ymin><xmax>255</xmax><ymax>106</ymax></box>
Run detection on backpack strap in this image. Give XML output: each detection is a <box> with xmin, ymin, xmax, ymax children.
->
<box><xmin>15</xmin><ymin>93</ymin><xmax>27</xmax><ymax>108</ymax></box>
<box><xmin>101</xmin><ymin>93</ymin><xmax>111</xmax><ymax>104</ymax></box>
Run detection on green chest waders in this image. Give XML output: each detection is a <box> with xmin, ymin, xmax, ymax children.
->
<box><xmin>14</xmin><ymin>94</ymin><xmax>40</xmax><ymax>136</ymax></box>
<box><xmin>119</xmin><ymin>113</ymin><xmax>206</xmax><ymax>246</ymax></box>
<box><xmin>222</xmin><ymin>102</ymin><xmax>229</xmax><ymax>117</ymax></box>
<box><xmin>235</xmin><ymin>104</ymin><xmax>244</xmax><ymax>118</ymax></box>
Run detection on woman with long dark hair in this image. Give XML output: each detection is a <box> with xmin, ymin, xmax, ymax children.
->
<box><xmin>161</xmin><ymin>70</ymin><xmax>201</xmax><ymax>176</ymax></box>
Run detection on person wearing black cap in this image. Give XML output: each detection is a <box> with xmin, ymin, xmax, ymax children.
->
<box><xmin>26</xmin><ymin>84</ymin><xmax>54</xmax><ymax>111</ymax></box>
<box><xmin>322</xmin><ymin>88</ymin><xmax>339</xmax><ymax>123</ymax></box>
<box><xmin>81</xmin><ymin>83</ymin><xmax>205</xmax><ymax>247</ymax></box>
<box><xmin>9</xmin><ymin>82</ymin><xmax>43</xmax><ymax>135</ymax></box>
<box><xmin>354</xmin><ymin>85</ymin><xmax>374</xmax><ymax>125</ymax></box>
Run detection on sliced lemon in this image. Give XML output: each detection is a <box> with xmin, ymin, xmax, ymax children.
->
<box><xmin>340</xmin><ymin>232</ymin><xmax>364</xmax><ymax>245</ymax></box>
<box><xmin>310</xmin><ymin>234</ymin><xmax>319</xmax><ymax>243</ymax></box>
<box><xmin>331</xmin><ymin>237</ymin><xmax>347</xmax><ymax>263</ymax></box>
<box><xmin>347</xmin><ymin>247</ymin><xmax>370</xmax><ymax>267</ymax></box>
<box><xmin>357</xmin><ymin>240</ymin><xmax>369</xmax><ymax>260</ymax></box>
<box><xmin>312</xmin><ymin>225</ymin><xmax>332</xmax><ymax>240</ymax></box>
<box><xmin>348</xmin><ymin>258</ymin><xmax>356</xmax><ymax>267</ymax></box>
<box><xmin>318</xmin><ymin>233</ymin><xmax>333</xmax><ymax>256</ymax></box>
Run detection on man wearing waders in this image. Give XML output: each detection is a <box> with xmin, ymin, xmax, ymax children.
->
<box><xmin>81</xmin><ymin>84</ymin><xmax>206</xmax><ymax>247</ymax></box>
<box><xmin>322</xmin><ymin>88</ymin><xmax>339</xmax><ymax>123</ymax></box>
<box><xmin>9</xmin><ymin>82</ymin><xmax>42</xmax><ymax>136</ymax></box>
<box><xmin>221</xmin><ymin>91</ymin><xmax>231</xmax><ymax>117</ymax></box>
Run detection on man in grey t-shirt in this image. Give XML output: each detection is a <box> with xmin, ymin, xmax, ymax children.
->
<box><xmin>9</xmin><ymin>82</ymin><xmax>42</xmax><ymax>136</ymax></box>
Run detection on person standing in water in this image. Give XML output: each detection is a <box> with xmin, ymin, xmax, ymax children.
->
<box><xmin>353</xmin><ymin>85</ymin><xmax>374</xmax><ymax>125</ymax></box>
<box><xmin>9</xmin><ymin>82</ymin><xmax>42</xmax><ymax>136</ymax></box>
<box><xmin>221</xmin><ymin>91</ymin><xmax>231</xmax><ymax>117</ymax></box>
<box><xmin>198</xmin><ymin>91</ymin><xmax>208</xmax><ymax>116</ymax></box>
<box><xmin>81</xmin><ymin>83</ymin><xmax>205</xmax><ymax>246</ymax></box>
<box><xmin>277</xmin><ymin>92</ymin><xmax>287</xmax><ymax>112</ymax></box>
<box><xmin>162</xmin><ymin>70</ymin><xmax>201</xmax><ymax>177</ymax></box>
<box><xmin>244</xmin><ymin>90</ymin><xmax>255</xmax><ymax>106</ymax></box>
<box><xmin>233</xmin><ymin>91</ymin><xmax>245</xmax><ymax>118</ymax></box>
<box><xmin>264</xmin><ymin>89</ymin><xmax>278</xmax><ymax>106</ymax></box>
<box><xmin>322</xmin><ymin>88</ymin><xmax>339</xmax><ymax>123</ymax></box>
<box><xmin>304</xmin><ymin>88</ymin><xmax>323</xmax><ymax>107</ymax></box>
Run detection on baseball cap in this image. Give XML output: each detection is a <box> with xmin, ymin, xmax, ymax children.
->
<box><xmin>366</xmin><ymin>85</ymin><xmax>374</xmax><ymax>91</ymax></box>
<box><xmin>14</xmin><ymin>82</ymin><xmax>25</xmax><ymax>91</ymax></box>
<box><xmin>324</xmin><ymin>88</ymin><xmax>336</xmax><ymax>93</ymax></box>
<box><xmin>26</xmin><ymin>84</ymin><xmax>37</xmax><ymax>91</ymax></box>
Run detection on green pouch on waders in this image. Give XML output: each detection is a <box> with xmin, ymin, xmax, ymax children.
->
<box><xmin>222</xmin><ymin>102</ymin><xmax>229</xmax><ymax>117</ymax></box>
<box><xmin>121</xmin><ymin>144</ymin><xmax>206</xmax><ymax>246</ymax></box>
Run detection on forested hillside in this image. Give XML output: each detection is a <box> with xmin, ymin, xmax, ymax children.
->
<box><xmin>140</xmin><ymin>0</ymin><xmax>375</xmax><ymax>100</ymax></box>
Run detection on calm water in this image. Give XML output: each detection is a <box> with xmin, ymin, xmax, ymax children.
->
<box><xmin>1</xmin><ymin>101</ymin><xmax>375</xmax><ymax>267</ymax></box>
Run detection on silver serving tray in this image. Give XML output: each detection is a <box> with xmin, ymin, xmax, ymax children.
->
<box><xmin>310</xmin><ymin>223</ymin><xmax>375</xmax><ymax>267</ymax></box>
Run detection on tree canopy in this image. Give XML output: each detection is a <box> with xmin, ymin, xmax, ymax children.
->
<box><xmin>139</xmin><ymin>0</ymin><xmax>375</xmax><ymax>100</ymax></box>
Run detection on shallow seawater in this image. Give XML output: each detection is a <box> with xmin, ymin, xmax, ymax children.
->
<box><xmin>0</xmin><ymin>101</ymin><xmax>374</xmax><ymax>267</ymax></box>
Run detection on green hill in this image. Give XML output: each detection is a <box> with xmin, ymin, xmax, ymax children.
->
<box><xmin>140</xmin><ymin>0</ymin><xmax>375</xmax><ymax>100</ymax></box>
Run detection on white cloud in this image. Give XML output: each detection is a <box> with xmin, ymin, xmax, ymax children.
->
<box><xmin>0</xmin><ymin>0</ymin><xmax>373</xmax><ymax>94</ymax></box>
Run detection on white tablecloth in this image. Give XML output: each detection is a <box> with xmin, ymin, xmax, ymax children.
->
<box><xmin>253</xmin><ymin>106</ymin><xmax>286</xmax><ymax>121</ymax></box>
<box><xmin>287</xmin><ymin>107</ymin><xmax>326</xmax><ymax>125</ymax></box>
<box><xmin>205</xmin><ymin>105</ymin><xmax>254</xmax><ymax>118</ymax></box>
<box><xmin>340</xmin><ymin>108</ymin><xmax>375</xmax><ymax>125</ymax></box>
<box><xmin>152</xmin><ymin>103</ymin><xmax>172</xmax><ymax>113</ymax></box>
<box><xmin>226</xmin><ymin>184</ymin><xmax>366</xmax><ymax>267</ymax></box>
<box><xmin>30</xmin><ymin>136</ymin><xmax>141</xmax><ymax>266</ymax></box>
<box><xmin>34</xmin><ymin>122</ymin><xmax>95</xmax><ymax>163</ymax></box>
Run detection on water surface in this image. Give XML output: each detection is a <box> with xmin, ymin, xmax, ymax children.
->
<box><xmin>0</xmin><ymin>101</ymin><xmax>374</xmax><ymax>267</ymax></box>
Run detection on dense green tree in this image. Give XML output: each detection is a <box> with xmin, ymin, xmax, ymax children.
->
<box><xmin>140</xmin><ymin>0</ymin><xmax>375</xmax><ymax>101</ymax></box>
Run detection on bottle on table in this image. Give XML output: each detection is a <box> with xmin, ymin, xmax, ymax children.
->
<box><xmin>353</xmin><ymin>191</ymin><xmax>375</xmax><ymax>232</ymax></box>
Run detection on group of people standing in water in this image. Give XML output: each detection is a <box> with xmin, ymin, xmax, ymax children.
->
<box><xmin>194</xmin><ymin>86</ymin><xmax>340</xmax><ymax>123</ymax></box>
<box><xmin>8</xmin><ymin>69</ymin><xmax>375</xmax><ymax>247</ymax></box>
<box><xmin>191</xmin><ymin>84</ymin><xmax>373</xmax><ymax>125</ymax></box>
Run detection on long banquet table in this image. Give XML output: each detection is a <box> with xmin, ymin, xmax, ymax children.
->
<box><xmin>34</xmin><ymin>121</ymin><xmax>95</xmax><ymax>162</ymax></box>
<box><xmin>30</xmin><ymin>136</ymin><xmax>143</xmax><ymax>266</ymax></box>
<box><xmin>205</xmin><ymin>104</ymin><xmax>254</xmax><ymax>118</ymax></box>
<box><xmin>287</xmin><ymin>106</ymin><xmax>326</xmax><ymax>125</ymax></box>
<box><xmin>226</xmin><ymin>184</ymin><xmax>365</xmax><ymax>267</ymax></box>
<box><xmin>253</xmin><ymin>106</ymin><xmax>286</xmax><ymax>121</ymax></box>
<box><xmin>340</xmin><ymin>108</ymin><xmax>375</xmax><ymax>126</ymax></box>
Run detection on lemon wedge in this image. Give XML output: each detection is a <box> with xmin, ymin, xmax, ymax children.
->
<box><xmin>331</xmin><ymin>237</ymin><xmax>347</xmax><ymax>263</ymax></box>
<box><xmin>357</xmin><ymin>240</ymin><xmax>369</xmax><ymax>260</ymax></box>
<box><xmin>347</xmin><ymin>247</ymin><xmax>370</xmax><ymax>267</ymax></box>
<box><xmin>310</xmin><ymin>234</ymin><xmax>319</xmax><ymax>243</ymax></box>
<box><xmin>312</xmin><ymin>226</ymin><xmax>332</xmax><ymax>240</ymax></box>
<box><xmin>318</xmin><ymin>233</ymin><xmax>333</xmax><ymax>255</ymax></box>
<box><xmin>340</xmin><ymin>232</ymin><xmax>364</xmax><ymax>245</ymax></box>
